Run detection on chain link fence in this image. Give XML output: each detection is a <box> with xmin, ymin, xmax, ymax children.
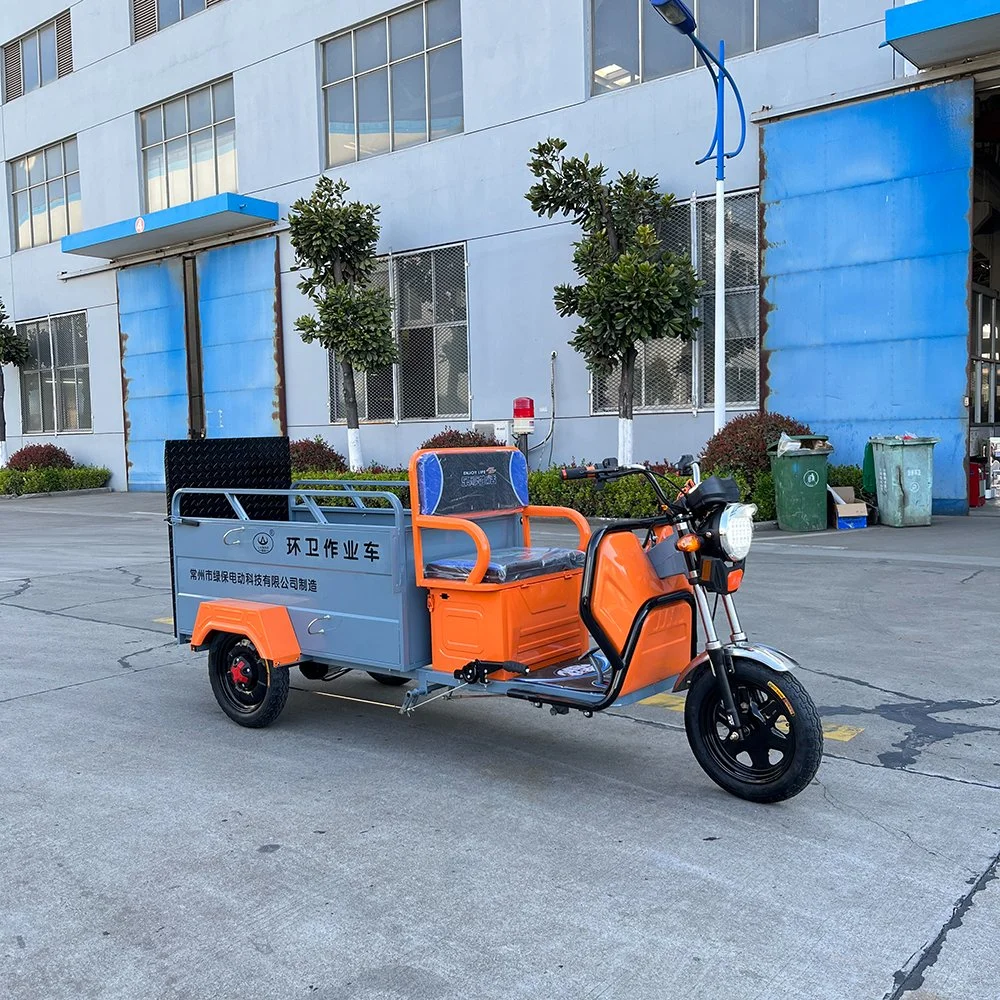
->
<box><xmin>593</xmin><ymin>189</ymin><xmax>759</xmax><ymax>414</ymax></box>
<box><xmin>329</xmin><ymin>243</ymin><xmax>469</xmax><ymax>423</ymax></box>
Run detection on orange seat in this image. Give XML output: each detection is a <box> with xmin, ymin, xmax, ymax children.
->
<box><xmin>408</xmin><ymin>448</ymin><xmax>592</xmax><ymax>677</ymax></box>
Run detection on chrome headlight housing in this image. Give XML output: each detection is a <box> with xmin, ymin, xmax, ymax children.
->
<box><xmin>716</xmin><ymin>503</ymin><xmax>758</xmax><ymax>561</ymax></box>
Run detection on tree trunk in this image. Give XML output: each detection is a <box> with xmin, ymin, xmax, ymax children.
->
<box><xmin>617</xmin><ymin>346</ymin><xmax>636</xmax><ymax>466</ymax></box>
<box><xmin>340</xmin><ymin>357</ymin><xmax>364</xmax><ymax>472</ymax></box>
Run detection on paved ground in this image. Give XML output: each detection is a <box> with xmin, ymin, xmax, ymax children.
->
<box><xmin>1</xmin><ymin>492</ymin><xmax>998</xmax><ymax>1000</ymax></box>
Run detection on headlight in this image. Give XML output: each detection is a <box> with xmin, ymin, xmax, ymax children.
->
<box><xmin>717</xmin><ymin>503</ymin><xmax>757</xmax><ymax>561</ymax></box>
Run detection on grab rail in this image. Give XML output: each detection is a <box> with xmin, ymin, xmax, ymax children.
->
<box><xmin>169</xmin><ymin>486</ymin><xmax>407</xmax><ymax>530</ymax></box>
<box><xmin>293</xmin><ymin>478</ymin><xmax>409</xmax><ymax>512</ymax></box>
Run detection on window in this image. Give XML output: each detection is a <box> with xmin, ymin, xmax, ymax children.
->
<box><xmin>322</xmin><ymin>0</ymin><xmax>463</xmax><ymax>167</ymax></box>
<box><xmin>131</xmin><ymin>0</ymin><xmax>227</xmax><ymax>42</ymax></box>
<box><xmin>328</xmin><ymin>244</ymin><xmax>469</xmax><ymax>421</ymax></box>
<box><xmin>3</xmin><ymin>12</ymin><xmax>72</xmax><ymax>103</ymax></box>
<box><xmin>140</xmin><ymin>79</ymin><xmax>237</xmax><ymax>212</ymax></box>
<box><xmin>593</xmin><ymin>191</ymin><xmax>760</xmax><ymax>413</ymax></box>
<box><xmin>10</xmin><ymin>137</ymin><xmax>81</xmax><ymax>251</ymax></box>
<box><xmin>18</xmin><ymin>313</ymin><xmax>92</xmax><ymax>434</ymax></box>
<box><xmin>591</xmin><ymin>0</ymin><xmax>819</xmax><ymax>93</ymax></box>
<box><xmin>970</xmin><ymin>290</ymin><xmax>999</xmax><ymax>427</ymax></box>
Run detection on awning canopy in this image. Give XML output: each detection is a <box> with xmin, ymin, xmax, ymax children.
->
<box><xmin>886</xmin><ymin>0</ymin><xmax>1000</xmax><ymax>69</ymax></box>
<box><xmin>61</xmin><ymin>192</ymin><xmax>279</xmax><ymax>260</ymax></box>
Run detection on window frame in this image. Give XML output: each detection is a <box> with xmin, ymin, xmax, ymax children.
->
<box><xmin>590</xmin><ymin>0</ymin><xmax>820</xmax><ymax>95</ymax></box>
<box><xmin>131</xmin><ymin>0</ymin><xmax>227</xmax><ymax>43</ymax></box>
<box><xmin>17</xmin><ymin>311</ymin><xmax>92</xmax><ymax>436</ymax></box>
<box><xmin>9</xmin><ymin>136</ymin><xmax>81</xmax><ymax>251</ymax></box>
<box><xmin>591</xmin><ymin>188</ymin><xmax>761</xmax><ymax>415</ymax></box>
<box><xmin>328</xmin><ymin>242</ymin><xmax>471</xmax><ymax>424</ymax></box>
<box><xmin>320</xmin><ymin>0</ymin><xmax>464</xmax><ymax>168</ymax></box>
<box><xmin>138</xmin><ymin>77</ymin><xmax>237</xmax><ymax>213</ymax></box>
<box><xmin>3</xmin><ymin>11</ymin><xmax>72</xmax><ymax>103</ymax></box>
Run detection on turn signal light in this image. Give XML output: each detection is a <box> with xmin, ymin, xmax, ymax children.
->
<box><xmin>727</xmin><ymin>569</ymin><xmax>744</xmax><ymax>591</ymax></box>
<box><xmin>676</xmin><ymin>534</ymin><xmax>701</xmax><ymax>552</ymax></box>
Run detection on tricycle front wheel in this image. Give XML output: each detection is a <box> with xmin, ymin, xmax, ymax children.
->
<box><xmin>684</xmin><ymin>657</ymin><xmax>823</xmax><ymax>803</ymax></box>
<box><xmin>208</xmin><ymin>634</ymin><xmax>289</xmax><ymax>728</ymax></box>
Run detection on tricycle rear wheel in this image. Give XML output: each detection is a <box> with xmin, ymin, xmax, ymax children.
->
<box><xmin>684</xmin><ymin>657</ymin><xmax>822</xmax><ymax>803</ymax></box>
<box><xmin>208</xmin><ymin>634</ymin><xmax>289</xmax><ymax>728</ymax></box>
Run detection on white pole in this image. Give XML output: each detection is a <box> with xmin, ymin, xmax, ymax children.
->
<box><xmin>714</xmin><ymin>177</ymin><xmax>726</xmax><ymax>434</ymax></box>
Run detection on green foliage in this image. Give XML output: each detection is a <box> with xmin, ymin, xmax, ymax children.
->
<box><xmin>0</xmin><ymin>465</ymin><xmax>111</xmax><ymax>496</ymax></box>
<box><xmin>750</xmin><ymin>470</ymin><xmax>776</xmax><ymax>523</ymax></box>
<box><xmin>0</xmin><ymin>299</ymin><xmax>30</xmax><ymax>369</ymax></box>
<box><xmin>526</xmin><ymin>138</ymin><xmax>700</xmax><ymax>415</ymax></box>
<box><xmin>287</xmin><ymin>176</ymin><xmax>396</xmax><ymax>391</ymax></box>
<box><xmin>828</xmin><ymin>464</ymin><xmax>864</xmax><ymax>493</ymax></box>
<box><xmin>419</xmin><ymin>426</ymin><xmax>500</xmax><ymax>449</ymax></box>
<box><xmin>702</xmin><ymin>411</ymin><xmax>813</xmax><ymax>479</ymax></box>
<box><xmin>290</xmin><ymin>437</ymin><xmax>347</xmax><ymax>473</ymax></box>
<box><xmin>7</xmin><ymin>443</ymin><xmax>75</xmax><ymax>470</ymax></box>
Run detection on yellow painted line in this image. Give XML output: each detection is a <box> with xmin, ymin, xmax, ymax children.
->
<box><xmin>641</xmin><ymin>692</ymin><xmax>864</xmax><ymax>742</ymax></box>
<box><xmin>153</xmin><ymin>617</ymin><xmax>174</xmax><ymax>625</ymax></box>
<box><xmin>822</xmin><ymin>724</ymin><xmax>865</xmax><ymax>742</ymax></box>
<box><xmin>641</xmin><ymin>693</ymin><xmax>687</xmax><ymax>712</ymax></box>
<box><xmin>297</xmin><ymin>688</ymin><xmax>399</xmax><ymax>710</ymax></box>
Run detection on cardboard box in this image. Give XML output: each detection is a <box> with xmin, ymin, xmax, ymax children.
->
<box><xmin>828</xmin><ymin>486</ymin><xmax>868</xmax><ymax>530</ymax></box>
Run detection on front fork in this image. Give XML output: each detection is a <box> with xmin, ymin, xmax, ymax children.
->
<box><xmin>691</xmin><ymin>584</ymin><xmax>744</xmax><ymax>728</ymax></box>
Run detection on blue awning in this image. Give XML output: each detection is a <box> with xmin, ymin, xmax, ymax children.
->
<box><xmin>886</xmin><ymin>0</ymin><xmax>1000</xmax><ymax>69</ymax></box>
<box><xmin>61</xmin><ymin>192</ymin><xmax>279</xmax><ymax>260</ymax></box>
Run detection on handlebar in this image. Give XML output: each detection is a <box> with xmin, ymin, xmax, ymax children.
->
<box><xmin>559</xmin><ymin>462</ymin><xmax>692</xmax><ymax>516</ymax></box>
<box><xmin>561</xmin><ymin>465</ymin><xmax>596</xmax><ymax>481</ymax></box>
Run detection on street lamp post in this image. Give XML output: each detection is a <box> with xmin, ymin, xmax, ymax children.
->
<box><xmin>649</xmin><ymin>0</ymin><xmax>747</xmax><ymax>434</ymax></box>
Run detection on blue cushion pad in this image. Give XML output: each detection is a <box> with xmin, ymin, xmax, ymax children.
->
<box><xmin>425</xmin><ymin>546</ymin><xmax>585</xmax><ymax>584</ymax></box>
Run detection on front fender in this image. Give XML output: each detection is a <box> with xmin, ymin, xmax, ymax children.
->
<box><xmin>673</xmin><ymin>642</ymin><xmax>799</xmax><ymax>692</ymax></box>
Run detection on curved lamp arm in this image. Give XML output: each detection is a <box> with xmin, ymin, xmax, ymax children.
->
<box><xmin>690</xmin><ymin>34</ymin><xmax>747</xmax><ymax>164</ymax></box>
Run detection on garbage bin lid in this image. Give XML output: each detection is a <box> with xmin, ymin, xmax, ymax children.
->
<box><xmin>869</xmin><ymin>436</ymin><xmax>939</xmax><ymax>446</ymax></box>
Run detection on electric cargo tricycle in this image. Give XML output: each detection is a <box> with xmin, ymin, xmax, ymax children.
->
<box><xmin>169</xmin><ymin>447</ymin><xmax>823</xmax><ymax>802</ymax></box>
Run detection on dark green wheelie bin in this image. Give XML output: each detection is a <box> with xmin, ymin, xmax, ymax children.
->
<box><xmin>768</xmin><ymin>435</ymin><xmax>834</xmax><ymax>532</ymax></box>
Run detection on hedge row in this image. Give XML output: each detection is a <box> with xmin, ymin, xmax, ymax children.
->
<box><xmin>0</xmin><ymin>466</ymin><xmax>112</xmax><ymax>496</ymax></box>
<box><xmin>292</xmin><ymin>466</ymin><xmax>781</xmax><ymax>520</ymax></box>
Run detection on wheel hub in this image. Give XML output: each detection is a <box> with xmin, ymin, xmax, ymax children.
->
<box><xmin>229</xmin><ymin>658</ymin><xmax>253</xmax><ymax>686</ymax></box>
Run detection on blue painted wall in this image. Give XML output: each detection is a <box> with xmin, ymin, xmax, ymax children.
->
<box><xmin>762</xmin><ymin>80</ymin><xmax>974</xmax><ymax>513</ymax></box>
<box><xmin>118</xmin><ymin>260</ymin><xmax>188</xmax><ymax>491</ymax></box>
<box><xmin>198</xmin><ymin>237</ymin><xmax>282</xmax><ymax>439</ymax></box>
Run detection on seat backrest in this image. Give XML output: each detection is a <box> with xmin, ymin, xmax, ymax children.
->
<box><xmin>411</xmin><ymin>448</ymin><xmax>529</xmax><ymax>518</ymax></box>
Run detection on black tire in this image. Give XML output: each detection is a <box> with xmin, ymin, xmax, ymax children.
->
<box><xmin>367</xmin><ymin>672</ymin><xmax>409</xmax><ymax>687</ymax></box>
<box><xmin>684</xmin><ymin>657</ymin><xmax>823</xmax><ymax>803</ymax></box>
<box><xmin>208</xmin><ymin>634</ymin><xmax>290</xmax><ymax>728</ymax></box>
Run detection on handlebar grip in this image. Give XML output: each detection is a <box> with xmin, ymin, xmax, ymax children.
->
<box><xmin>561</xmin><ymin>466</ymin><xmax>593</xmax><ymax>481</ymax></box>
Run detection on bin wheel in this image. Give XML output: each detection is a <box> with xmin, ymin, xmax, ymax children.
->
<box><xmin>208</xmin><ymin>634</ymin><xmax>289</xmax><ymax>728</ymax></box>
<box><xmin>684</xmin><ymin>657</ymin><xmax>823</xmax><ymax>803</ymax></box>
<box><xmin>368</xmin><ymin>672</ymin><xmax>409</xmax><ymax>687</ymax></box>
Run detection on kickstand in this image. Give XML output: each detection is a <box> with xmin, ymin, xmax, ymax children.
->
<box><xmin>400</xmin><ymin>682</ymin><xmax>469</xmax><ymax>716</ymax></box>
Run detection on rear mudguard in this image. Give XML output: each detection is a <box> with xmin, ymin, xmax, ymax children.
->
<box><xmin>673</xmin><ymin>642</ymin><xmax>799</xmax><ymax>693</ymax></box>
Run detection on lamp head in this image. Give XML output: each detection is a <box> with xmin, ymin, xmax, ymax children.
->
<box><xmin>650</xmin><ymin>0</ymin><xmax>697</xmax><ymax>35</ymax></box>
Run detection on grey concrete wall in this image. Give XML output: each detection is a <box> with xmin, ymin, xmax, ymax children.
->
<box><xmin>0</xmin><ymin>0</ymin><xmax>894</xmax><ymax>485</ymax></box>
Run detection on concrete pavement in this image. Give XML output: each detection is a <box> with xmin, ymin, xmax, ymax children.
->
<box><xmin>1</xmin><ymin>492</ymin><xmax>998</xmax><ymax>999</ymax></box>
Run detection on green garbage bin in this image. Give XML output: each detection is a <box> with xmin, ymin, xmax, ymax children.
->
<box><xmin>768</xmin><ymin>435</ymin><xmax>834</xmax><ymax>532</ymax></box>
<box><xmin>870</xmin><ymin>436</ymin><xmax>938</xmax><ymax>527</ymax></box>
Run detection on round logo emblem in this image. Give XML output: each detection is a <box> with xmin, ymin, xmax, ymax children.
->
<box><xmin>803</xmin><ymin>470</ymin><xmax>820</xmax><ymax>488</ymax></box>
<box><xmin>253</xmin><ymin>532</ymin><xmax>274</xmax><ymax>554</ymax></box>
<box><xmin>135</xmin><ymin>217</ymin><xmax>146</xmax><ymax>234</ymax></box>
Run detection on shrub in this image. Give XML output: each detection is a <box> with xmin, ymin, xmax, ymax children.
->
<box><xmin>749</xmin><ymin>470</ymin><xmax>776</xmax><ymax>523</ymax></box>
<box><xmin>0</xmin><ymin>465</ymin><xmax>111</xmax><ymax>496</ymax></box>
<box><xmin>828</xmin><ymin>463</ymin><xmax>864</xmax><ymax>493</ymax></box>
<box><xmin>702</xmin><ymin>412</ymin><xmax>812</xmax><ymax>479</ymax></box>
<box><xmin>6</xmin><ymin>443</ymin><xmax>75</xmax><ymax>471</ymax></box>
<box><xmin>419</xmin><ymin>426</ymin><xmax>500</xmax><ymax>450</ymax></box>
<box><xmin>290</xmin><ymin>436</ymin><xmax>347</xmax><ymax>473</ymax></box>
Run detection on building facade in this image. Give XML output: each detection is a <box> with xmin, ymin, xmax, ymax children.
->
<box><xmin>0</xmin><ymin>0</ymin><xmax>990</xmax><ymax>509</ymax></box>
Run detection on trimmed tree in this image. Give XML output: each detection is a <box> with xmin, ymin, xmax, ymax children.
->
<box><xmin>526</xmin><ymin>138</ymin><xmax>700</xmax><ymax>465</ymax></box>
<box><xmin>288</xmin><ymin>176</ymin><xmax>395</xmax><ymax>472</ymax></box>
<box><xmin>0</xmin><ymin>299</ymin><xmax>30</xmax><ymax>468</ymax></box>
